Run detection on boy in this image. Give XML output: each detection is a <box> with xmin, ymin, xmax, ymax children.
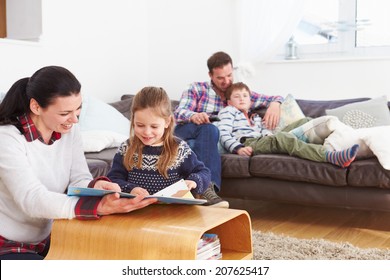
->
<box><xmin>217</xmin><ymin>82</ymin><xmax>359</xmax><ymax>168</ymax></box>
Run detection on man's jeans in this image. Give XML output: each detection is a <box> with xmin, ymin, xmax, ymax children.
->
<box><xmin>174</xmin><ymin>123</ymin><xmax>221</xmax><ymax>191</ymax></box>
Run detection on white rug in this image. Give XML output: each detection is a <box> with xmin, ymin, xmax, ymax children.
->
<box><xmin>252</xmin><ymin>230</ymin><xmax>390</xmax><ymax>260</ymax></box>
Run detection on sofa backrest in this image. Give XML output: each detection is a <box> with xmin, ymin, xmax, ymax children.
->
<box><xmin>111</xmin><ymin>94</ymin><xmax>390</xmax><ymax>121</ymax></box>
<box><xmin>296</xmin><ymin>98</ymin><xmax>371</xmax><ymax>118</ymax></box>
<box><xmin>109</xmin><ymin>94</ymin><xmax>180</xmax><ymax>120</ymax></box>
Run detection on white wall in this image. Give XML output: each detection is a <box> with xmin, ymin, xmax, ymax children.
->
<box><xmin>244</xmin><ymin>57</ymin><xmax>390</xmax><ymax>101</ymax></box>
<box><xmin>145</xmin><ymin>0</ymin><xmax>237</xmax><ymax>99</ymax></box>
<box><xmin>1</xmin><ymin>0</ymin><xmax>390</xmax><ymax>103</ymax></box>
<box><xmin>0</xmin><ymin>0</ymin><xmax>237</xmax><ymax>102</ymax></box>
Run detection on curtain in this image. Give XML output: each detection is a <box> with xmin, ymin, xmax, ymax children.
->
<box><xmin>236</xmin><ymin>0</ymin><xmax>305</xmax><ymax>79</ymax></box>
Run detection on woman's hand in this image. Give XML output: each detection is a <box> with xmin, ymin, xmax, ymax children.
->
<box><xmin>262</xmin><ymin>101</ymin><xmax>281</xmax><ymax>130</ymax></box>
<box><xmin>97</xmin><ymin>193</ymin><xmax>157</xmax><ymax>215</ymax></box>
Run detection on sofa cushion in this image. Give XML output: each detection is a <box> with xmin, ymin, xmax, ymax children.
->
<box><xmin>249</xmin><ymin>154</ymin><xmax>348</xmax><ymax>186</ymax></box>
<box><xmin>348</xmin><ymin>158</ymin><xmax>390</xmax><ymax>189</ymax></box>
<box><xmin>86</xmin><ymin>158</ymin><xmax>110</xmax><ymax>178</ymax></box>
<box><xmin>220</xmin><ymin>154</ymin><xmax>251</xmax><ymax>178</ymax></box>
<box><xmin>85</xmin><ymin>147</ymin><xmax>118</xmax><ymax>166</ymax></box>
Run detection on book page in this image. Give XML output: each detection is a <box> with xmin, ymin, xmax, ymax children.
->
<box><xmin>153</xmin><ymin>179</ymin><xmax>194</xmax><ymax>198</ymax></box>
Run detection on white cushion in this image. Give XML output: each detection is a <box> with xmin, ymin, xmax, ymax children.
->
<box><xmin>78</xmin><ymin>94</ymin><xmax>130</xmax><ymax>136</ymax></box>
<box><xmin>359</xmin><ymin>126</ymin><xmax>390</xmax><ymax>170</ymax></box>
<box><xmin>78</xmin><ymin>94</ymin><xmax>130</xmax><ymax>152</ymax></box>
<box><xmin>323</xmin><ymin>124</ymin><xmax>373</xmax><ymax>159</ymax></box>
<box><xmin>81</xmin><ymin>130</ymin><xmax>127</xmax><ymax>152</ymax></box>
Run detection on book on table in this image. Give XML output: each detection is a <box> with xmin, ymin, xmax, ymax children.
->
<box><xmin>196</xmin><ymin>233</ymin><xmax>222</xmax><ymax>260</ymax></box>
<box><xmin>67</xmin><ymin>179</ymin><xmax>207</xmax><ymax>205</ymax></box>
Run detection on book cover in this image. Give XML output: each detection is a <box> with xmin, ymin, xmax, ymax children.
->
<box><xmin>67</xmin><ymin>179</ymin><xmax>207</xmax><ymax>205</ymax></box>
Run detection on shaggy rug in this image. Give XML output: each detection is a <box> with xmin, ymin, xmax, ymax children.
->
<box><xmin>252</xmin><ymin>231</ymin><xmax>390</xmax><ymax>260</ymax></box>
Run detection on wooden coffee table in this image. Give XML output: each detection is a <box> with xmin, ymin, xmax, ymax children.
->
<box><xmin>45</xmin><ymin>204</ymin><xmax>252</xmax><ymax>260</ymax></box>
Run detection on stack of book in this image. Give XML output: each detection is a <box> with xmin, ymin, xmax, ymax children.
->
<box><xmin>196</xmin><ymin>233</ymin><xmax>222</xmax><ymax>260</ymax></box>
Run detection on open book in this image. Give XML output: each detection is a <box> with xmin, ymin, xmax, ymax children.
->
<box><xmin>67</xmin><ymin>179</ymin><xmax>207</xmax><ymax>205</ymax></box>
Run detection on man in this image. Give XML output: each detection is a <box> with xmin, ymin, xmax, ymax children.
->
<box><xmin>174</xmin><ymin>51</ymin><xmax>283</xmax><ymax>208</ymax></box>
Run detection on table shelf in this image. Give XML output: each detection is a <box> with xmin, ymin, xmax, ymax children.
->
<box><xmin>46</xmin><ymin>204</ymin><xmax>252</xmax><ymax>260</ymax></box>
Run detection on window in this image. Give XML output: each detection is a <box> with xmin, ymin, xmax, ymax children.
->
<box><xmin>0</xmin><ymin>0</ymin><xmax>42</xmax><ymax>42</ymax></box>
<box><xmin>288</xmin><ymin>0</ymin><xmax>390</xmax><ymax>58</ymax></box>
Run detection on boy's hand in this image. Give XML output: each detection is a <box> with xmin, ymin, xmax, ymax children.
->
<box><xmin>237</xmin><ymin>146</ymin><xmax>253</xmax><ymax>156</ymax></box>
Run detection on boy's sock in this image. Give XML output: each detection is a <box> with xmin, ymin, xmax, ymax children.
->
<box><xmin>325</xmin><ymin>144</ymin><xmax>359</xmax><ymax>168</ymax></box>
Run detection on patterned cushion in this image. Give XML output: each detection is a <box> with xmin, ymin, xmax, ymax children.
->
<box><xmin>325</xmin><ymin>96</ymin><xmax>390</xmax><ymax>129</ymax></box>
<box><xmin>289</xmin><ymin>116</ymin><xmax>340</xmax><ymax>144</ymax></box>
<box><xmin>273</xmin><ymin>94</ymin><xmax>305</xmax><ymax>133</ymax></box>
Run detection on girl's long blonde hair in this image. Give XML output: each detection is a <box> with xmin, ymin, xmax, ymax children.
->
<box><xmin>123</xmin><ymin>87</ymin><xmax>178</xmax><ymax>178</ymax></box>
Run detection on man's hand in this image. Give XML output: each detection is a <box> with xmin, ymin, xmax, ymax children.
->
<box><xmin>262</xmin><ymin>101</ymin><xmax>281</xmax><ymax>130</ymax></box>
<box><xmin>191</xmin><ymin>112</ymin><xmax>210</xmax><ymax>125</ymax></box>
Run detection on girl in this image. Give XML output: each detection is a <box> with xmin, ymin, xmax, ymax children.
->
<box><xmin>107</xmin><ymin>87</ymin><xmax>212</xmax><ymax>199</ymax></box>
<box><xmin>0</xmin><ymin>66</ymin><xmax>156</xmax><ymax>260</ymax></box>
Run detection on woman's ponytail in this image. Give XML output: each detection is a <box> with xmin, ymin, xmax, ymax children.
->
<box><xmin>0</xmin><ymin>77</ymin><xmax>31</xmax><ymax>127</ymax></box>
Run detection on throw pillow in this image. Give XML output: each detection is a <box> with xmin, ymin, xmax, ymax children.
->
<box><xmin>78</xmin><ymin>94</ymin><xmax>130</xmax><ymax>136</ymax></box>
<box><xmin>273</xmin><ymin>94</ymin><xmax>305</xmax><ymax>133</ymax></box>
<box><xmin>325</xmin><ymin>96</ymin><xmax>390</xmax><ymax>129</ymax></box>
<box><xmin>81</xmin><ymin>130</ymin><xmax>128</xmax><ymax>153</ymax></box>
<box><xmin>323</xmin><ymin>126</ymin><xmax>373</xmax><ymax>159</ymax></box>
<box><xmin>289</xmin><ymin>116</ymin><xmax>341</xmax><ymax>144</ymax></box>
<box><xmin>359</xmin><ymin>126</ymin><xmax>390</xmax><ymax>170</ymax></box>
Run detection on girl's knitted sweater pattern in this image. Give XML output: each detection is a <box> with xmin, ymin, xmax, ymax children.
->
<box><xmin>107</xmin><ymin>138</ymin><xmax>210</xmax><ymax>195</ymax></box>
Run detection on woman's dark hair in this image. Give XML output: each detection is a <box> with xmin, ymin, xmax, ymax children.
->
<box><xmin>0</xmin><ymin>66</ymin><xmax>81</xmax><ymax>130</ymax></box>
<box><xmin>207</xmin><ymin>51</ymin><xmax>233</xmax><ymax>74</ymax></box>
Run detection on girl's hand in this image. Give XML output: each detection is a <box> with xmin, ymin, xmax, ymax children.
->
<box><xmin>93</xmin><ymin>180</ymin><xmax>121</xmax><ymax>192</ymax></box>
<box><xmin>130</xmin><ymin>187</ymin><xmax>150</xmax><ymax>196</ymax></box>
<box><xmin>97</xmin><ymin>193</ymin><xmax>157</xmax><ymax>215</ymax></box>
<box><xmin>184</xmin><ymin>180</ymin><xmax>197</xmax><ymax>190</ymax></box>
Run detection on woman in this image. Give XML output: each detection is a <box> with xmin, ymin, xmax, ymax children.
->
<box><xmin>0</xmin><ymin>66</ymin><xmax>156</xmax><ymax>260</ymax></box>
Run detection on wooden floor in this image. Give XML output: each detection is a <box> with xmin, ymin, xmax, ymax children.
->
<box><xmin>227</xmin><ymin>198</ymin><xmax>390</xmax><ymax>250</ymax></box>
